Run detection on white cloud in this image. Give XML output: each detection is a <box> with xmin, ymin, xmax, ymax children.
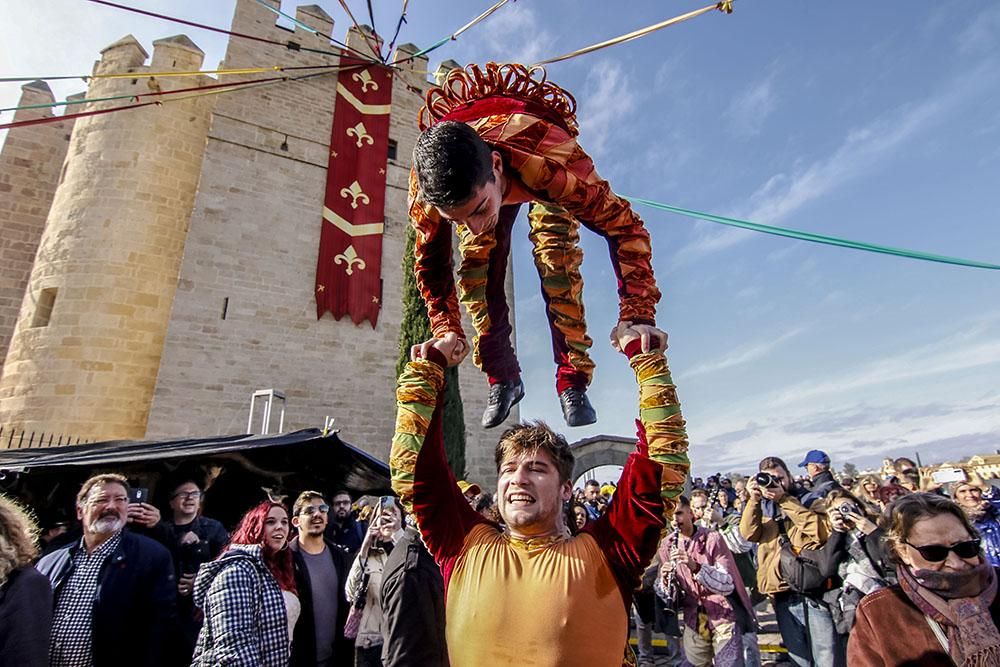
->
<box><xmin>472</xmin><ymin>3</ymin><xmax>553</xmax><ymax>66</ymax></box>
<box><xmin>682</xmin><ymin>325</ymin><xmax>807</xmax><ymax>379</ymax></box>
<box><xmin>770</xmin><ymin>324</ymin><xmax>1000</xmax><ymax>407</ymax></box>
<box><xmin>958</xmin><ymin>4</ymin><xmax>1000</xmax><ymax>55</ymax></box>
<box><xmin>681</xmin><ymin>316</ymin><xmax>1000</xmax><ymax>472</ymax></box>
<box><xmin>578</xmin><ymin>60</ymin><xmax>637</xmax><ymax>158</ymax></box>
<box><xmin>672</xmin><ymin>61</ymin><xmax>999</xmax><ymax>265</ymax></box>
<box><xmin>724</xmin><ymin>72</ymin><xmax>777</xmax><ymax>139</ymax></box>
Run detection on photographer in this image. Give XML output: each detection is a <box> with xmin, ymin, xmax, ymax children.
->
<box><xmin>739</xmin><ymin>457</ymin><xmax>833</xmax><ymax>667</ymax></box>
<box><xmin>345</xmin><ymin>496</ymin><xmax>405</xmax><ymax>667</ymax></box>
<box><xmin>807</xmin><ymin>491</ymin><xmax>892</xmax><ymax>658</ymax></box>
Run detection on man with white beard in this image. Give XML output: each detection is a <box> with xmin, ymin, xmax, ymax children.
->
<box><xmin>36</xmin><ymin>473</ymin><xmax>176</xmax><ymax>667</ymax></box>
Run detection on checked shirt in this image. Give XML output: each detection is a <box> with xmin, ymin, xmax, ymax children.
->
<box><xmin>49</xmin><ymin>531</ymin><xmax>123</xmax><ymax>667</ymax></box>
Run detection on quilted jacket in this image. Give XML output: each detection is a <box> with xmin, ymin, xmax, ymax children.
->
<box><xmin>191</xmin><ymin>545</ymin><xmax>290</xmax><ymax>666</ymax></box>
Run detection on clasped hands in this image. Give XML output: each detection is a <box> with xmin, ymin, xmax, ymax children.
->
<box><xmin>410</xmin><ymin>322</ymin><xmax>668</xmax><ymax>365</ymax></box>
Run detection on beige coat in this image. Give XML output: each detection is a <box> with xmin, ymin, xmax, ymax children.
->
<box><xmin>739</xmin><ymin>495</ymin><xmax>829</xmax><ymax>595</ymax></box>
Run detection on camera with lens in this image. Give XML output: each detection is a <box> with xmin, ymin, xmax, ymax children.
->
<box><xmin>754</xmin><ymin>472</ymin><xmax>781</xmax><ymax>488</ymax></box>
<box><xmin>835</xmin><ymin>502</ymin><xmax>861</xmax><ymax>518</ymax></box>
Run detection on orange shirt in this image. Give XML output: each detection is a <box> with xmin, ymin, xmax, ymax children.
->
<box><xmin>390</xmin><ymin>345</ymin><xmax>690</xmax><ymax>667</ymax></box>
<box><xmin>445</xmin><ymin>524</ymin><xmax>628</xmax><ymax>666</ymax></box>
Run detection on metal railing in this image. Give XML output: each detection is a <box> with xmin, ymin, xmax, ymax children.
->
<box><xmin>0</xmin><ymin>425</ymin><xmax>90</xmax><ymax>449</ymax></box>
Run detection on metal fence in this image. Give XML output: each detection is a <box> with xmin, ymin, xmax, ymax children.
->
<box><xmin>0</xmin><ymin>425</ymin><xmax>90</xmax><ymax>449</ymax></box>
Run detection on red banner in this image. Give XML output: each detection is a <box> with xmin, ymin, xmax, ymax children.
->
<box><xmin>315</xmin><ymin>65</ymin><xmax>393</xmax><ymax>327</ymax></box>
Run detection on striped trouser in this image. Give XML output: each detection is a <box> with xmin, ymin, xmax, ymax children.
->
<box><xmin>455</xmin><ymin>202</ymin><xmax>594</xmax><ymax>392</ymax></box>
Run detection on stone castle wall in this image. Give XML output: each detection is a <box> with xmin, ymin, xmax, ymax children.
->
<box><xmin>0</xmin><ymin>35</ymin><xmax>215</xmax><ymax>439</ymax></box>
<box><xmin>0</xmin><ymin>0</ymin><xmax>515</xmax><ymax>484</ymax></box>
<box><xmin>0</xmin><ymin>82</ymin><xmax>77</xmax><ymax>377</ymax></box>
<box><xmin>135</xmin><ymin>0</ymin><xmax>515</xmax><ymax>482</ymax></box>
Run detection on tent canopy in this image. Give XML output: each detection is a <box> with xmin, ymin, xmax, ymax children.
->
<box><xmin>0</xmin><ymin>429</ymin><xmax>390</xmax><ymax>530</ymax></box>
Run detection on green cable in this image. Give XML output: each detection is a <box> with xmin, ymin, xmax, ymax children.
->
<box><xmin>624</xmin><ymin>196</ymin><xmax>1000</xmax><ymax>271</ymax></box>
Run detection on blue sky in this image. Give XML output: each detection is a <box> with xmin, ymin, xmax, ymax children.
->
<box><xmin>3</xmin><ymin>1</ymin><xmax>999</xmax><ymax>475</ymax></box>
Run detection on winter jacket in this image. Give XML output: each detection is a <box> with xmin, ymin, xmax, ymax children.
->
<box><xmin>290</xmin><ymin>537</ymin><xmax>352</xmax><ymax>667</ymax></box>
<box><xmin>36</xmin><ymin>530</ymin><xmax>176</xmax><ymax>667</ymax></box>
<box><xmin>848</xmin><ymin>573</ymin><xmax>1000</xmax><ymax>666</ymax></box>
<box><xmin>379</xmin><ymin>527</ymin><xmax>448</xmax><ymax>666</ymax></box>
<box><xmin>325</xmin><ymin>515</ymin><xmax>366</xmax><ymax>556</ymax></box>
<box><xmin>346</xmin><ymin>539</ymin><xmax>392</xmax><ymax>650</ymax></box>
<box><xmin>191</xmin><ymin>545</ymin><xmax>290</xmax><ymax>667</ymax></box>
<box><xmin>800</xmin><ymin>470</ymin><xmax>843</xmax><ymax>508</ymax></box>
<box><xmin>973</xmin><ymin>500</ymin><xmax>1000</xmax><ymax>568</ymax></box>
<box><xmin>0</xmin><ymin>566</ymin><xmax>52</xmax><ymax>667</ymax></box>
<box><xmin>739</xmin><ymin>494</ymin><xmax>829</xmax><ymax>595</ymax></box>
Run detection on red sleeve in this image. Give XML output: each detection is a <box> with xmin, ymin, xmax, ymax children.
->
<box><xmin>410</xmin><ymin>354</ymin><xmax>488</xmax><ymax>581</ymax></box>
<box><xmin>408</xmin><ymin>169</ymin><xmax>464</xmax><ymax>338</ymax></box>
<box><xmin>584</xmin><ymin>452</ymin><xmax>665</xmax><ymax>607</ymax></box>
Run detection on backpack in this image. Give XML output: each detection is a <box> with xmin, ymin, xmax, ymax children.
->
<box><xmin>776</xmin><ymin>519</ymin><xmax>833</xmax><ymax>595</ymax></box>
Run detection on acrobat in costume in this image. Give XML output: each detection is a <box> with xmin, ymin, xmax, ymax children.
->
<box><xmin>389</xmin><ymin>343</ymin><xmax>690</xmax><ymax>666</ymax></box>
<box><xmin>407</xmin><ymin>62</ymin><xmax>661</xmax><ymax>395</ymax></box>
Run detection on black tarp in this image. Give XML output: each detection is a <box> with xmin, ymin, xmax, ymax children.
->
<box><xmin>0</xmin><ymin>429</ymin><xmax>390</xmax><ymax>530</ymax></box>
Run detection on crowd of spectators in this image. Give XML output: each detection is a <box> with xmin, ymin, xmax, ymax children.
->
<box><xmin>577</xmin><ymin>452</ymin><xmax>1000</xmax><ymax>667</ymax></box>
<box><xmin>1</xmin><ymin>450</ymin><xmax>1000</xmax><ymax>666</ymax></box>
<box><xmin>0</xmin><ymin>473</ymin><xmax>446</xmax><ymax>667</ymax></box>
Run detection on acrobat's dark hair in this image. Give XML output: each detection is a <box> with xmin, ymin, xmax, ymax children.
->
<box><xmin>413</xmin><ymin>121</ymin><xmax>495</xmax><ymax>208</ymax></box>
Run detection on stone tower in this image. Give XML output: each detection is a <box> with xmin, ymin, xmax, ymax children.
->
<box><xmin>0</xmin><ymin>82</ymin><xmax>79</xmax><ymax>376</ymax></box>
<box><xmin>0</xmin><ymin>35</ymin><xmax>215</xmax><ymax>439</ymax></box>
<box><xmin>0</xmin><ymin>0</ymin><xmax>517</xmax><ymax>483</ymax></box>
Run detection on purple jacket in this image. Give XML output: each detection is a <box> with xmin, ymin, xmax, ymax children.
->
<box><xmin>660</xmin><ymin>526</ymin><xmax>754</xmax><ymax>631</ymax></box>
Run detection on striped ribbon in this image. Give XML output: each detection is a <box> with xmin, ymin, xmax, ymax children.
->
<box><xmin>390</xmin><ymin>0</ymin><xmax>512</xmax><ymax>65</ymax></box>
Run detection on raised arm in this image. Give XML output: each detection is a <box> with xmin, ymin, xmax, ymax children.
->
<box><xmin>586</xmin><ymin>324</ymin><xmax>689</xmax><ymax>602</ymax></box>
<box><xmin>408</xmin><ymin>169</ymin><xmax>464</xmax><ymax>339</ymax></box>
<box><xmin>389</xmin><ymin>349</ymin><xmax>485</xmax><ymax>564</ymax></box>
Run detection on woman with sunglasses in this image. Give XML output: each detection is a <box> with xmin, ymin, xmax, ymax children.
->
<box><xmin>848</xmin><ymin>492</ymin><xmax>1000</xmax><ymax>666</ymax></box>
<box><xmin>345</xmin><ymin>496</ymin><xmax>404</xmax><ymax>667</ymax></box>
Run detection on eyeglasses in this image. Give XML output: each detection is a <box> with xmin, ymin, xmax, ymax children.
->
<box><xmin>905</xmin><ymin>538</ymin><xmax>981</xmax><ymax>562</ymax></box>
<box><xmin>301</xmin><ymin>505</ymin><xmax>330</xmax><ymax>516</ymax></box>
<box><xmin>173</xmin><ymin>491</ymin><xmax>202</xmax><ymax>500</ymax></box>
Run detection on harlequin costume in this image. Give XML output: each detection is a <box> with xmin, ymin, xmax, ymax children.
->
<box><xmin>408</xmin><ymin>62</ymin><xmax>661</xmax><ymax>398</ymax></box>
<box><xmin>389</xmin><ymin>340</ymin><xmax>690</xmax><ymax>666</ymax></box>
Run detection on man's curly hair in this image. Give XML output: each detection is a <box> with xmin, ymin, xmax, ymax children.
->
<box><xmin>495</xmin><ymin>421</ymin><xmax>575</xmax><ymax>483</ymax></box>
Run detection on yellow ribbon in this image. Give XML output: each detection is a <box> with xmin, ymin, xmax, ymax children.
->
<box><xmin>532</xmin><ymin>2</ymin><xmax>731</xmax><ymax>67</ymax></box>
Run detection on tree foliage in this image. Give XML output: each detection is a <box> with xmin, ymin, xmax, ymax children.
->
<box><xmin>396</xmin><ymin>224</ymin><xmax>467</xmax><ymax>476</ymax></box>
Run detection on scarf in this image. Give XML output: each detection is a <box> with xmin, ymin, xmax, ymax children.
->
<box><xmin>898</xmin><ymin>561</ymin><xmax>1000</xmax><ymax>667</ymax></box>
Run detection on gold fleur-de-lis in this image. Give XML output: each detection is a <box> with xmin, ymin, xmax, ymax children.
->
<box><xmin>339</xmin><ymin>181</ymin><xmax>370</xmax><ymax>209</ymax></box>
<box><xmin>352</xmin><ymin>70</ymin><xmax>379</xmax><ymax>92</ymax></box>
<box><xmin>334</xmin><ymin>245</ymin><xmax>367</xmax><ymax>275</ymax></box>
<box><xmin>346</xmin><ymin>122</ymin><xmax>374</xmax><ymax>149</ymax></box>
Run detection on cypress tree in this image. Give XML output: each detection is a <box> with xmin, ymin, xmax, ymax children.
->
<box><xmin>396</xmin><ymin>224</ymin><xmax>467</xmax><ymax>476</ymax></box>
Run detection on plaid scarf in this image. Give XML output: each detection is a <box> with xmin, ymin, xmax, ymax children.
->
<box><xmin>898</xmin><ymin>562</ymin><xmax>1000</xmax><ymax>667</ymax></box>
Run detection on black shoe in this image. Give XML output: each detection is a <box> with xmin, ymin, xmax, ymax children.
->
<box><xmin>559</xmin><ymin>387</ymin><xmax>597</xmax><ymax>427</ymax></box>
<box><xmin>482</xmin><ymin>379</ymin><xmax>525</xmax><ymax>428</ymax></box>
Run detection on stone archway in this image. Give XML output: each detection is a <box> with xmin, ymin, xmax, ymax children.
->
<box><xmin>570</xmin><ymin>434</ymin><xmax>635</xmax><ymax>481</ymax></box>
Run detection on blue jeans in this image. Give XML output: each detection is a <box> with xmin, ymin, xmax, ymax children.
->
<box><xmin>773</xmin><ymin>592</ymin><xmax>843</xmax><ymax>667</ymax></box>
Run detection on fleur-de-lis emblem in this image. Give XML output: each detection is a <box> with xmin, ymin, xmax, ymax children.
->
<box><xmin>352</xmin><ymin>70</ymin><xmax>379</xmax><ymax>93</ymax></box>
<box><xmin>339</xmin><ymin>181</ymin><xmax>370</xmax><ymax>209</ymax></box>
<box><xmin>346</xmin><ymin>122</ymin><xmax>374</xmax><ymax>148</ymax></box>
<box><xmin>334</xmin><ymin>245</ymin><xmax>367</xmax><ymax>275</ymax></box>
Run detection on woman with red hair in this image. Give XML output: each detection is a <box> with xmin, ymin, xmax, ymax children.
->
<box><xmin>191</xmin><ymin>500</ymin><xmax>299</xmax><ymax>666</ymax></box>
